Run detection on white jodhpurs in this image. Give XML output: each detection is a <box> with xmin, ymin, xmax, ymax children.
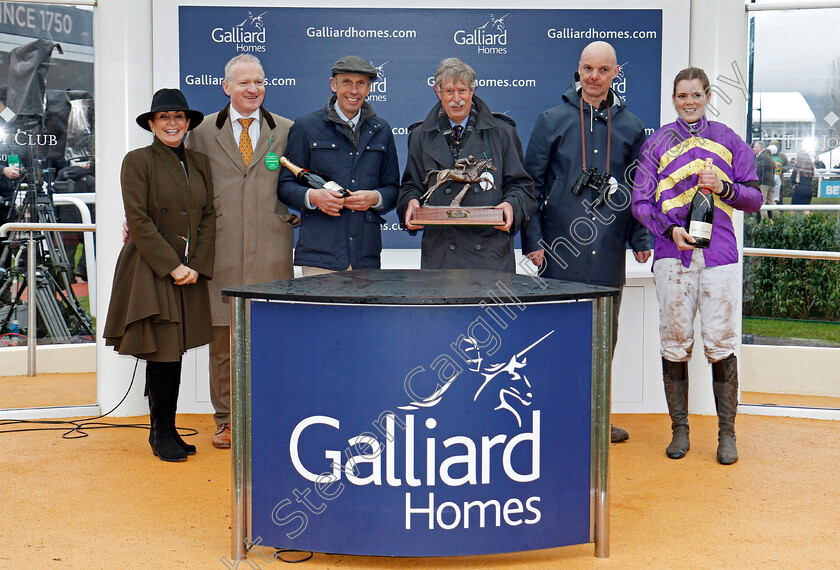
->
<box><xmin>653</xmin><ymin>249</ymin><xmax>740</xmax><ymax>363</ymax></box>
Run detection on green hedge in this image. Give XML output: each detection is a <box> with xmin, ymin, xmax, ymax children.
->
<box><xmin>743</xmin><ymin>212</ymin><xmax>840</xmax><ymax>320</ymax></box>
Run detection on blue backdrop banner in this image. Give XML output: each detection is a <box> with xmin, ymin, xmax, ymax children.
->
<box><xmin>179</xmin><ymin>6</ymin><xmax>662</xmax><ymax>248</ymax></box>
<box><xmin>249</xmin><ymin>299</ymin><xmax>594</xmax><ymax>556</ymax></box>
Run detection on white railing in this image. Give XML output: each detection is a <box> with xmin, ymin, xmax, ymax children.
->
<box><xmin>0</xmin><ymin>222</ymin><xmax>96</xmax><ymax>377</ymax></box>
<box><xmin>742</xmin><ymin>203</ymin><xmax>839</xmax><ymax>416</ymax></box>
<box><xmin>744</xmin><ymin>204</ymin><xmax>840</xmax><ymax>259</ymax></box>
<box><xmin>51</xmin><ymin>194</ymin><xmax>96</xmax><ymax>315</ymax></box>
<box><xmin>746</xmin><ymin>1</ymin><xmax>840</xmax><ymax>12</ymax></box>
<box><xmin>744</xmin><ymin>247</ymin><xmax>840</xmax><ymax>260</ymax></box>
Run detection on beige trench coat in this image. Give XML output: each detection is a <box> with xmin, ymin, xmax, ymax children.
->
<box><xmin>185</xmin><ymin>105</ymin><xmax>296</xmax><ymax>326</ymax></box>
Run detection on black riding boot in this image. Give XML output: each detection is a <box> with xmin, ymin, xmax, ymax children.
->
<box><xmin>146</xmin><ymin>361</ymin><xmax>187</xmax><ymax>462</ymax></box>
<box><xmin>168</xmin><ymin>372</ymin><xmax>196</xmax><ymax>455</ymax></box>
<box><xmin>712</xmin><ymin>354</ymin><xmax>739</xmax><ymax>465</ymax></box>
<box><xmin>145</xmin><ymin>361</ymin><xmax>167</xmax><ymax>453</ymax></box>
<box><xmin>663</xmin><ymin>358</ymin><xmax>690</xmax><ymax>459</ymax></box>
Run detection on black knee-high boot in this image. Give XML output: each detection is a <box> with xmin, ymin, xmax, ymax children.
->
<box><xmin>663</xmin><ymin>358</ymin><xmax>690</xmax><ymax>459</ymax></box>
<box><xmin>146</xmin><ymin>361</ymin><xmax>187</xmax><ymax>462</ymax></box>
<box><xmin>168</xmin><ymin>370</ymin><xmax>196</xmax><ymax>455</ymax></box>
<box><xmin>712</xmin><ymin>354</ymin><xmax>739</xmax><ymax>465</ymax></box>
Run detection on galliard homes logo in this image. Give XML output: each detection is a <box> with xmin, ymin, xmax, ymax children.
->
<box><xmin>211</xmin><ymin>10</ymin><xmax>267</xmax><ymax>53</ymax></box>
<box><xmin>400</xmin><ymin>330</ymin><xmax>552</xmax><ymax>427</ymax></box>
<box><xmin>283</xmin><ymin>329</ymin><xmax>552</xmax><ymax>533</ymax></box>
<box><xmin>366</xmin><ymin>60</ymin><xmax>389</xmax><ymax>103</ymax></box>
<box><xmin>454</xmin><ymin>13</ymin><xmax>509</xmax><ymax>55</ymax></box>
<box><xmin>612</xmin><ymin>61</ymin><xmax>629</xmax><ymax>101</ymax></box>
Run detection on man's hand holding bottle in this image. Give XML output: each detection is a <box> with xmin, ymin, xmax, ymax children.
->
<box><xmin>309</xmin><ymin>187</ymin><xmax>345</xmax><ymax>217</ymax></box>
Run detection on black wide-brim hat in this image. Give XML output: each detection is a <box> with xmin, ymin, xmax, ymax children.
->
<box><xmin>135</xmin><ymin>88</ymin><xmax>204</xmax><ymax>131</ymax></box>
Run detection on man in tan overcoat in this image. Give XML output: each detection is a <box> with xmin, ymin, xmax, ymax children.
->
<box><xmin>185</xmin><ymin>54</ymin><xmax>296</xmax><ymax>448</ymax></box>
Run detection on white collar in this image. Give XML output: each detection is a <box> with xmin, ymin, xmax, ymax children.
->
<box><xmin>334</xmin><ymin>102</ymin><xmax>359</xmax><ymax>129</ymax></box>
<box><xmin>230</xmin><ymin>106</ymin><xmax>260</xmax><ymax>125</ymax></box>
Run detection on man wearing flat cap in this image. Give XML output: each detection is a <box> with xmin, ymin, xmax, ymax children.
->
<box><xmin>278</xmin><ymin>55</ymin><xmax>399</xmax><ymax>274</ymax></box>
<box><xmin>397</xmin><ymin>57</ymin><xmax>536</xmax><ymax>272</ymax></box>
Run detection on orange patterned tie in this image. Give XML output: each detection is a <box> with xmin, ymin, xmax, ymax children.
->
<box><xmin>238</xmin><ymin>118</ymin><xmax>255</xmax><ymax>166</ymax></box>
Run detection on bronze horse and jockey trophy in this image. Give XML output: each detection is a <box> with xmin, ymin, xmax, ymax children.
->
<box><xmin>409</xmin><ymin>155</ymin><xmax>505</xmax><ymax>225</ymax></box>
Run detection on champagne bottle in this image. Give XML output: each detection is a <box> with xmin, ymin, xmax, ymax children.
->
<box><xmin>686</xmin><ymin>158</ymin><xmax>715</xmax><ymax>249</ymax></box>
<box><xmin>279</xmin><ymin>156</ymin><xmax>350</xmax><ymax>197</ymax></box>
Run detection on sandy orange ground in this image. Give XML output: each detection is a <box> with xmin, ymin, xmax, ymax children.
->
<box><xmin>3</xmin><ymin>411</ymin><xmax>840</xmax><ymax>568</ymax></box>
<box><xmin>1</xmin><ymin>372</ymin><xmax>96</xmax><ymax>409</ymax></box>
<box><xmin>742</xmin><ymin>390</ymin><xmax>840</xmax><ymax>408</ymax></box>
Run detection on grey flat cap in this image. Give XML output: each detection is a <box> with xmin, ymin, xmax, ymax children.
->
<box><xmin>331</xmin><ymin>55</ymin><xmax>377</xmax><ymax>79</ymax></box>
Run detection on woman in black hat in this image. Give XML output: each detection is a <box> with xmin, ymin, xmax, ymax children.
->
<box><xmin>104</xmin><ymin>88</ymin><xmax>216</xmax><ymax>462</ymax></box>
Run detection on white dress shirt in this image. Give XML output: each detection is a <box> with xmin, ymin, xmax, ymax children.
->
<box><xmin>229</xmin><ymin>106</ymin><xmax>261</xmax><ymax>152</ymax></box>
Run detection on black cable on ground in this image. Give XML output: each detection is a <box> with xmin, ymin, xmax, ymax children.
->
<box><xmin>272</xmin><ymin>549</ymin><xmax>314</xmax><ymax>563</ymax></box>
<box><xmin>244</xmin><ymin>543</ymin><xmax>314</xmax><ymax>564</ymax></box>
<box><xmin>0</xmin><ymin>358</ymin><xmax>198</xmax><ymax>440</ymax></box>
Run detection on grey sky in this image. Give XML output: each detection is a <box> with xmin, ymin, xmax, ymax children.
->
<box><xmin>752</xmin><ymin>7</ymin><xmax>840</xmax><ymax>97</ymax></box>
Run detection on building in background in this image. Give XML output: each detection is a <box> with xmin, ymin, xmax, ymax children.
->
<box><xmin>751</xmin><ymin>91</ymin><xmax>816</xmax><ymax>156</ymax></box>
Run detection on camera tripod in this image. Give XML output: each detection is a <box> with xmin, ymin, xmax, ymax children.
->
<box><xmin>0</xmin><ymin>172</ymin><xmax>93</xmax><ymax>341</ymax></box>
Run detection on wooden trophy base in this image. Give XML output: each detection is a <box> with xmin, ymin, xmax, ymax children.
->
<box><xmin>410</xmin><ymin>206</ymin><xmax>504</xmax><ymax>226</ymax></box>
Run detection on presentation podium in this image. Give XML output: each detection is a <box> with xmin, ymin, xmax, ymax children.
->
<box><xmin>224</xmin><ymin>269</ymin><xmax>616</xmax><ymax>560</ymax></box>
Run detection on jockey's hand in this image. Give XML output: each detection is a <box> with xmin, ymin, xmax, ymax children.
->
<box><xmin>672</xmin><ymin>226</ymin><xmax>696</xmax><ymax>251</ymax></box>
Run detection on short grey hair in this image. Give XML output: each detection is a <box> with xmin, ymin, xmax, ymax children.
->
<box><xmin>224</xmin><ymin>54</ymin><xmax>264</xmax><ymax>83</ymax></box>
<box><xmin>434</xmin><ymin>58</ymin><xmax>477</xmax><ymax>90</ymax></box>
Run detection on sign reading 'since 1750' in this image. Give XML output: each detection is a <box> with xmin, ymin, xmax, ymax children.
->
<box><xmin>249</xmin><ymin>299</ymin><xmax>594</xmax><ymax>556</ymax></box>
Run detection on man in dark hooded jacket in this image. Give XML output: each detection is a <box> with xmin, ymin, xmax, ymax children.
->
<box><xmin>522</xmin><ymin>41</ymin><xmax>650</xmax><ymax>443</ymax></box>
